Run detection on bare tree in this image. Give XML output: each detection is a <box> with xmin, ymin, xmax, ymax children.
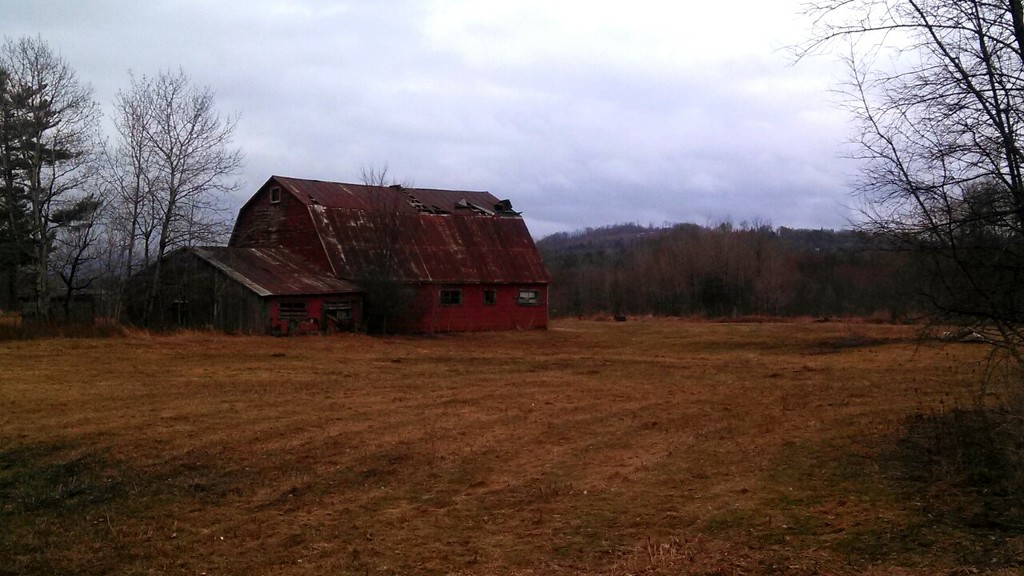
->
<box><xmin>49</xmin><ymin>190</ymin><xmax>104</xmax><ymax>320</ymax></box>
<box><xmin>113</xmin><ymin>69</ymin><xmax>242</xmax><ymax>323</ymax></box>
<box><xmin>104</xmin><ymin>75</ymin><xmax>159</xmax><ymax>278</ymax></box>
<box><xmin>95</xmin><ymin>89</ymin><xmax>150</xmax><ymax>317</ymax></box>
<box><xmin>358</xmin><ymin>164</ymin><xmax>413</xmax><ymax>333</ymax></box>
<box><xmin>800</xmin><ymin>0</ymin><xmax>1024</xmax><ymax>364</ymax></box>
<box><xmin>0</xmin><ymin>36</ymin><xmax>100</xmax><ymax>317</ymax></box>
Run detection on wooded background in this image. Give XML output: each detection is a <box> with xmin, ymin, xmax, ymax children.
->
<box><xmin>538</xmin><ymin>222</ymin><xmax>914</xmax><ymax>319</ymax></box>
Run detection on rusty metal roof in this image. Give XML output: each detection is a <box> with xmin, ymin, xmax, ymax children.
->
<box><xmin>192</xmin><ymin>246</ymin><xmax>361</xmax><ymax>296</ymax></box>
<box><xmin>266</xmin><ymin>176</ymin><xmax>551</xmax><ymax>284</ymax></box>
<box><xmin>273</xmin><ymin>176</ymin><xmax>504</xmax><ymax>215</ymax></box>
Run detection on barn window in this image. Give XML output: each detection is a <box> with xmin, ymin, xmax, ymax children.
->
<box><xmin>483</xmin><ymin>289</ymin><xmax>497</xmax><ymax>305</ymax></box>
<box><xmin>278</xmin><ymin>301</ymin><xmax>306</xmax><ymax>318</ymax></box>
<box><xmin>269</xmin><ymin>186</ymin><xmax>281</xmax><ymax>204</ymax></box>
<box><xmin>324</xmin><ymin>303</ymin><xmax>352</xmax><ymax>322</ymax></box>
<box><xmin>440</xmin><ymin>289</ymin><xmax>462</xmax><ymax>306</ymax></box>
<box><xmin>516</xmin><ymin>289</ymin><xmax>540</xmax><ymax>306</ymax></box>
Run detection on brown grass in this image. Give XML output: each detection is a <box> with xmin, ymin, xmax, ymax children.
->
<box><xmin>0</xmin><ymin>319</ymin><xmax>1018</xmax><ymax>575</ymax></box>
<box><xmin>0</xmin><ymin>314</ymin><xmax>126</xmax><ymax>340</ymax></box>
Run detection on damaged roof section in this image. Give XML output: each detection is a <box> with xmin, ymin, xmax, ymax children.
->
<box><xmin>228</xmin><ymin>175</ymin><xmax>551</xmax><ymax>287</ymax></box>
<box><xmin>253</xmin><ymin>176</ymin><xmax>550</xmax><ymax>285</ymax></box>
<box><xmin>272</xmin><ymin>175</ymin><xmax>517</xmax><ymax>216</ymax></box>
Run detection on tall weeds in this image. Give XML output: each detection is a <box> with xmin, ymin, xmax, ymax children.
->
<box><xmin>0</xmin><ymin>316</ymin><xmax>126</xmax><ymax>341</ymax></box>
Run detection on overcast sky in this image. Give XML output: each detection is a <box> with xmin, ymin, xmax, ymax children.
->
<box><xmin>5</xmin><ymin>0</ymin><xmax>857</xmax><ymax>238</ymax></box>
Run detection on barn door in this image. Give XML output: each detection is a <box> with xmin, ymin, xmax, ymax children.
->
<box><xmin>324</xmin><ymin>302</ymin><xmax>353</xmax><ymax>332</ymax></box>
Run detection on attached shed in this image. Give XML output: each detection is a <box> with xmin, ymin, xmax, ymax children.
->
<box><xmin>127</xmin><ymin>246</ymin><xmax>362</xmax><ymax>334</ymax></box>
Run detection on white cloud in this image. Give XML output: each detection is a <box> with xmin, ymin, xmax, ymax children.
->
<box><xmin>4</xmin><ymin>0</ymin><xmax>857</xmax><ymax>237</ymax></box>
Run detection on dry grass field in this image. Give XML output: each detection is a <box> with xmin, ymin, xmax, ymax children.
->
<box><xmin>0</xmin><ymin>319</ymin><xmax>1020</xmax><ymax>575</ymax></box>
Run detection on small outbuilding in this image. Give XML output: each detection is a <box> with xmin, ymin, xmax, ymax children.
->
<box><xmin>128</xmin><ymin>246</ymin><xmax>362</xmax><ymax>334</ymax></box>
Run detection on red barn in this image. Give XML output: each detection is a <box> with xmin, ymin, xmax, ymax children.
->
<box><xmin>220</xmin><ymin>175</ymin><xmax>550</xmax><ymax>333</ymax></box>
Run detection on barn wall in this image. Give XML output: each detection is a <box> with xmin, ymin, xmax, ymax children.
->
<box><xmin>268</xmin><ymin>295</ymin><xmax>362</xmax><ymax>336</ymax></box>
<box><xmin>231</xmin><ymin>182</ymin><xmax>334</xmax><ymax>273</ymax></box>
<box><xmin>410</xmin><ymin>283</ymin><xmax>548</xmax><ymax>333</ymax></box>
<box><xmin>126</xmin><ymin>251</ymin><xmax>267</xmax><ymax>333</ymax></box>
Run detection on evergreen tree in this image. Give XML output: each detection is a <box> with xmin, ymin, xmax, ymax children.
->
<box><xmin>0</xmin><ymin>36</ymin><xmax>99</xmax><ymax>317</ymax></box>
<box><xmin>0</xmin><ymin>67</ymin><xmax>31</xmax><ymax>310</ymax></box>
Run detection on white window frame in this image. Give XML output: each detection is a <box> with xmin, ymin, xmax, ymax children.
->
<box><xmin>516</xmin><ymin>289</ymin><xmax>540</xmax><ymax>306</ymax></box>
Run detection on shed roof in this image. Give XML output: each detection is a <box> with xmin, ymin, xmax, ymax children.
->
<box><xmin>191</xmin><ymin>246</ymin><xmax>361</xmax><ymax>297</ymax></box>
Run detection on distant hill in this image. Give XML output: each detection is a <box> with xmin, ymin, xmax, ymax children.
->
<box><xmin>537</xmin><ymin>223</ymin><xmax>662</xmax><ymax>254</ymax></box>
<box><xmin>537</xmin><ymin>223</ymin><xmax>874</xmax><ymax>257</ymax></box>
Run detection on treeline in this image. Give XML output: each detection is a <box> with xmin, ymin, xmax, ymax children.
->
<box><xmin>538</xmin><ymin>222</ymin><xmax>917</xmax><ymax>319</ymax></box>
<box><xmin>0</xmin><ymin>36</ymin><xmax>241</xmax><ymax>321</ymax></box>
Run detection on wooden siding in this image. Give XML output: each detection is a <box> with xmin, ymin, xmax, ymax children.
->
<box><xmin>127</xmin><ymin>249</ymin><xmax>364</xmax><ymax>335</ymax></box>
<box><xmin>126</xmin><ymin>250</ymin><xmax>267</xmax><ymax>333</ymax></box>
<box><xmin>230</xmin><ymin>180</ymin><xmax>335</xmax><ymax>275</ymax></box>
<box><xmin>408</xmin><ymin>283</ymin><xmax>548</xmax><ymax>333</ymax></box>
<box><xmin>268</xmin><ymin>295</ymin><xmax>361</xmax><ymax>335</ymax></box>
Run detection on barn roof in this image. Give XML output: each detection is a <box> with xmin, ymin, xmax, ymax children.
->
<box><xmin>191</xmin><ymin>246</ymin><xmax>361</xmax><ymax>297</ymax></box>
<box><xmin>272</xmin><ymin>176</ymin><xmax>504</xmax><ymax>215</ymax></box>
<box><xmin>264</xmin><ymin>176</ymin><xmax>551</xmax><ymax>284</ymax></box>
